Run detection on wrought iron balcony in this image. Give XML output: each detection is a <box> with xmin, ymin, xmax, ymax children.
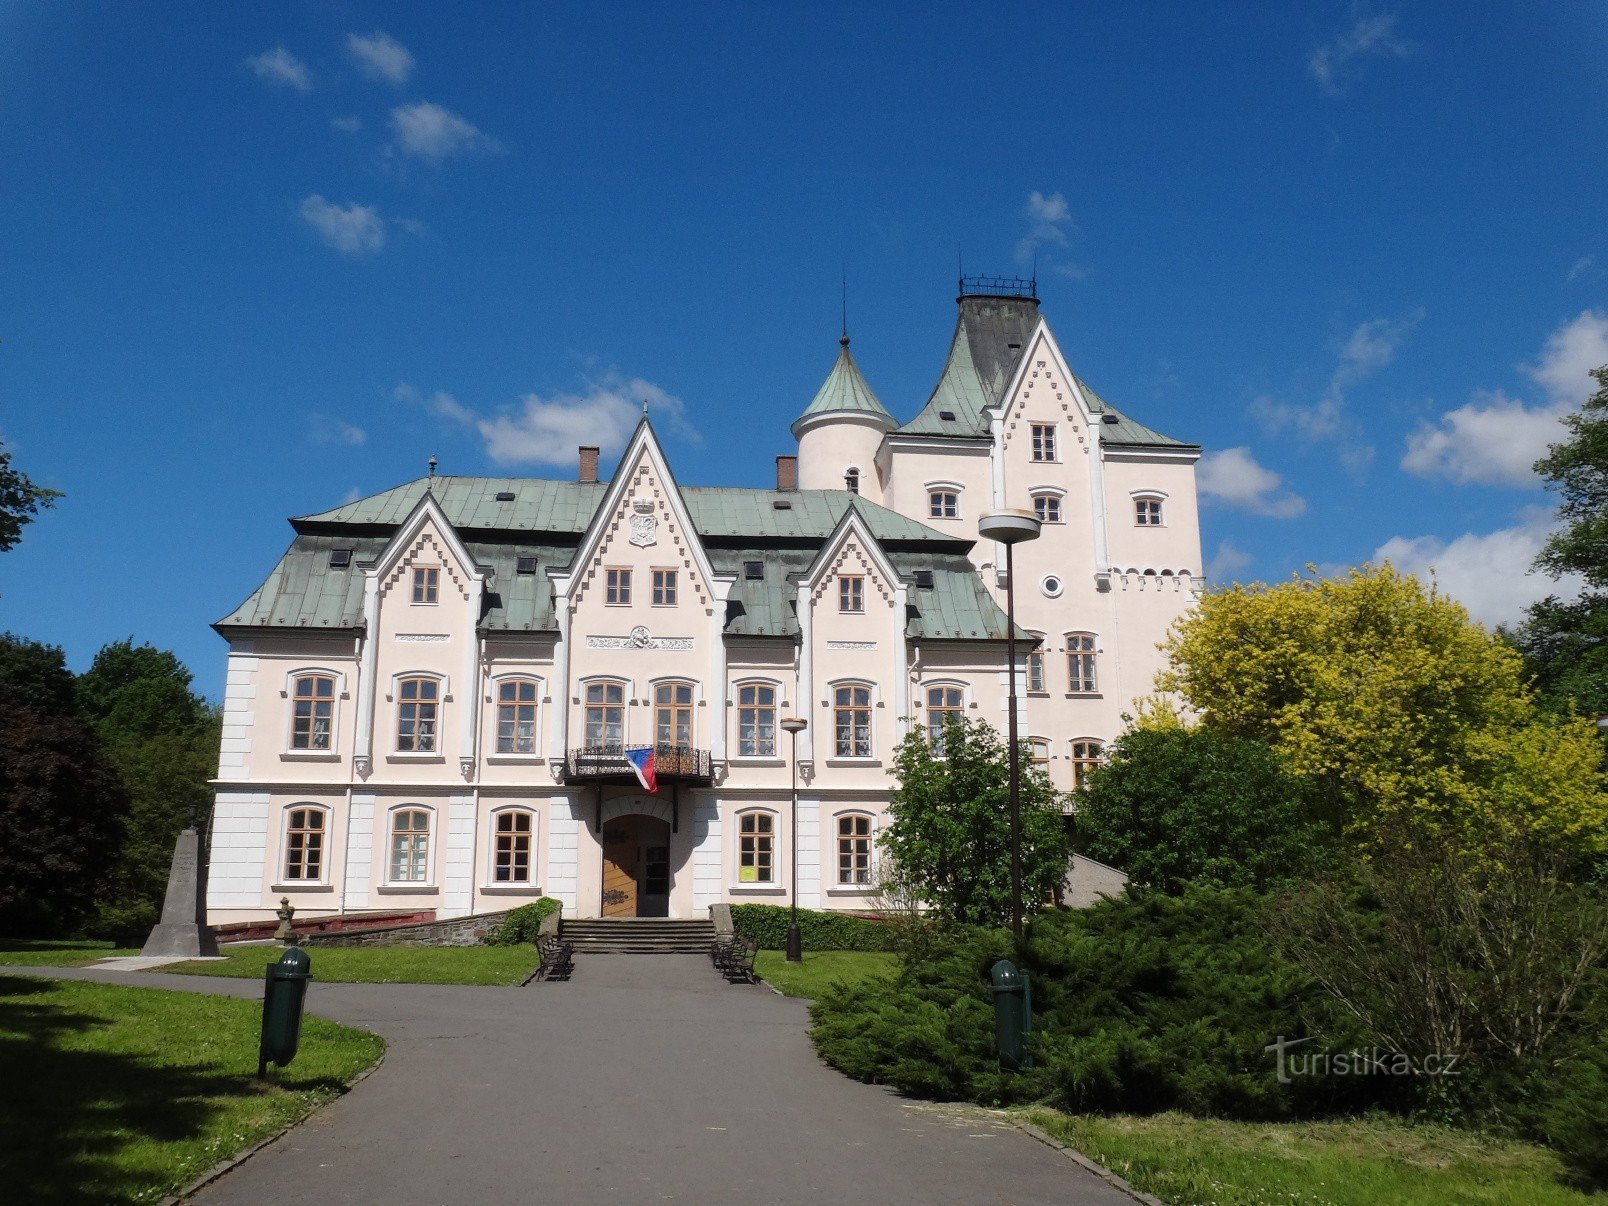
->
<box><xmin>557</xmin><ymin>744</ymin><xmax>713</xmax><ymax>788</ymax></box>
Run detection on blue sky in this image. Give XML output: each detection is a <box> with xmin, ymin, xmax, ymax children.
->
<box><xmin>2</xmin><ymin>2</ymin><xmax>1605</xmax><ymax>695</ymax></box>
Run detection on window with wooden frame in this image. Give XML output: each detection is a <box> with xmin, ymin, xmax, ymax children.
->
<box><xmin>1033</xmin><ymin>492</ymin><xmax>1063</xmax><ymax>524</ymax></box>
<box><xmin>1135</xmin><ymin>496</ymin><xmax>1164</xmax><ymax>526</ymax></box>
<box><xmin>928</xmin><ymin>490</ymin><xmax>959</xmax><ymax>519</ymax></box>
<box><xmin>1067</xmin><ymin>633</ymin><xmax>1098</xmax><ymax>694</ymax></box>
<box><xmin>388</xmin><ymin>808</ymin><xmax>431</xmax><ymax>882</ymax></box>
<box><xmin>736</xmin><ymin>682</ymin><xmax>776</xmax><ymax>757</ymax></box>
<box><xmin>833</xmin><ymin>684</ymin><xmax>873</xmax><ymax>758</ymax></box>
<box><xmin>397</xmin><ymin>676</ymin><xmax>439</xmax><ymax>752</ymax></box>
<box><xmin>836</xmin><ymin>813</ymin><xmax>873</xmax><ymax>886</ymax></box>
<box><xmin>492</xmin><ymin>810</ymin><xmax>534</xmax><ymax>883</ymax></box>
<box><xmin>283</xmin><ymin>806</ymin><xmax>326</xmax><ymax>881</ymax></box>
<box><xmin>1025</xmin><ymin>638</ymin><xmax>1047</xmax><ymax>693</ymax></box>
<box><xmin>651</xmin><ymin>568</ymin><xmax>678</xmax><ymax>606</ymax></box>
<box><xmin>605</xmin><ymin>567</ymin><xmax>632</xmax><ymax>605</ymax></box>
<box><xmin>291</xmin><ymin>673</ymin><xmax>335</xmax><ymax>750</ymax></box>
<box><xmin>584</xmin><ymin>681</ymin><xmax>625</xmax><ymax>749</ymax></box>
<box><xmin>1030</xmin><ymin>423</ymin><xmax>1057</xmax><ymax>462</ymax></box>
<box><xmin>925</xmin><ymin>684</ymin><xmax>965</xmax><ymax>751</ymax></box>
<box><xmin>838</xmin><ymin>575</ymin><xmax>865</xmax><ymax>613</ymax></box>
<box><xmin>654</xmin><ymin>681</ymin><xmax>694</xmax><ymax>750</ymax></box>
<box><xmin>737</xmin><ymin>810</ymin><xmax>774</xmax><ymax>883</ymax></box>
<box><xmin>1070</xmin><ymin>740</ymin><xmax>1105</xmax><ymax>790</ymax></box>
<box><xmin>412</xmin><ymin>566</ymin><xmax>439</xmax><ymax>604</ymax></box>
<box><xmin>495</xmin><ymin>678</ymin><xmax>538</xmax><ymax>754</ymax></box>
<box><xmin>1029</xmin><ymin>738</ymin><xmax>1051</xmax><ymax>766</ymax></box>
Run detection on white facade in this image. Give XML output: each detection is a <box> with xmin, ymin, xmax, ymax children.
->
<box><xmin>206</xmin><ymin>287</ymin><xmax>1202</xmax><ymax>924</ymax></box>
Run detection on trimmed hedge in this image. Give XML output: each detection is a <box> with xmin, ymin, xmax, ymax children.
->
<box><xmin>485</xmin><ymin>897</ymin><xmax>561</xmax><ymax>946</ymax></box>
<box><xmin>730</xmin><ymin>904</ymin><xmax>900</xmax><ymax>952</ymax></box>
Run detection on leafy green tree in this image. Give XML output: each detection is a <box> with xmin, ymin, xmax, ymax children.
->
<box><xmin>0</xmin><ymin>634</ymin><xmax>127</xmax><ymax>935</ymax></box>
<box><xmin>1076</xmin><ymin>727</ymin><xmax>1331</xmax><ymax>893</ymax></box>
<box><xmin>880</xmin><ymin>716</ymin><xmax>1070</xmax><ymax>928</ymax></box>
<box><xmin>0</xmin><ymin>438</ymin><xmax>61</xmax><ymax>552</ymax></box>
<box><xmin>1157</xmin><ymin>564</ymin><xmax>1608</xmax><ymax>852</ymax></box>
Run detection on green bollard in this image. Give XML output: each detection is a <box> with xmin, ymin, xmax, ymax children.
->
<box><xmin>258</xmin><ymin>946</ymin><xmax>312</xmax><ymax>1077</ymax></box>
<box><xmin>989</xmin><ymin>958</ymin><xmax>1033</xmax><ymax>1070</ymax></box>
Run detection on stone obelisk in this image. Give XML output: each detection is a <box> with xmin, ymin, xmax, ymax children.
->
<box><xmin>141</xmin><ymin>809</ymin><xmax>221</xmax><ymax>958</ymax></box>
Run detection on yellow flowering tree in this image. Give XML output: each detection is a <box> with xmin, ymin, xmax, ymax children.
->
<box><xmin>1157</xmin><ymin>564</ymin><xmax>1607</xmax><ymax>851</ymax></box>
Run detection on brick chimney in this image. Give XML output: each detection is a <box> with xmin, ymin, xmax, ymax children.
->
<box><xmin>775</xmin><ymin>455</ymin><xmax>797</xmax><ymax>491</ymax></box>
<box><xmin>578</xmin><ymin>446</ymin><xmax>600</xmax><ymax>484</ymax></box>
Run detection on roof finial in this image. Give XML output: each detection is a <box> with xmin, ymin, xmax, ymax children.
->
<box><xmin>958</xmin><ymin>244</ymin><xmax>965</xmax><ymax>295</ymax></box>
<box><xmin>642</xmin><ymin>398</ymin><xmax>649</xmax><ymax>417</ymax></box>
<box><xmin>840</xmin><ymin>267</ymin><xmax>849</xmax><ymax>347</ymax></box>
<box><xmin>427</xmin><ymin>454</ymin><xmax>437</xmax><ymax>479</ymax></box>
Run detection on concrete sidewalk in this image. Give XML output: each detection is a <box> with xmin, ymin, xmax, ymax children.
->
<box><xmin>8</xmin><ymin>957</ymin><xmax>1134</xmax><ymax>1205</ymax></box>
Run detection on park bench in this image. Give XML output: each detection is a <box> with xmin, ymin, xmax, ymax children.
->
<box><xmin>715</xmin><ymin>934</ymin><xmax>758</xmax><ymax>984</ymax></box>
<box><xmin>535</xmin><ymin>933</ymin><xmax>574</xmax><ymax>981</ymax></box>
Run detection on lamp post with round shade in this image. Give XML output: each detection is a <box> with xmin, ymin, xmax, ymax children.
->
<box><xmin>780</xmin><ymin>716</ymin><xmax>808</xmax><ymax>962</ymax></box>
<box><xmin>977</xmin><ymin>508</ymin><xmax>1043</xmax><ymax>942</ymax></box>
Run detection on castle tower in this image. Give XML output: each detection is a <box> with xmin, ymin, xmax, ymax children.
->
<box><xmin>791</xmin><ymin>336</ymin><xmax>896</xmax><ymax>495</ymax></box>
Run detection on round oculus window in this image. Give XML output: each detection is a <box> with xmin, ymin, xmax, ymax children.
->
<box><xmin>1041</xmin><ymin>575</ymin><xmax>1064</xmax><ymax>598</ymax></box>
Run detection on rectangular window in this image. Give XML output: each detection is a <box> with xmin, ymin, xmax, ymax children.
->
<box><xmin>585</xmin><ymin>682</ymin><xmax>625</xmax><ymax>749</ymax></box>
<box><xmin>1030</xmin><ymin>739</ymin><xmax>1051</xmax><ymax>766</ymax></box>
<box><xmin>493</xmin><ymin>811</ymin><xmax>532</xmax><ymax>883</ymax></box>
<box><xmin>925</xmin><ymin>685</ymin><xmax>964</xmax><ymax>751</ymax></box>
<box><xmin>412</xmin><ymin>567</ymin><xmax>439</xmax><ymax>604</ymax></box>
<box><xmin>652</xmin><ymin>569</ymin><xmax>678</xmax><ymax>606</ymax></box>
<box><xmin>1026</xmin><ymin>649</ymin><xmax>1046</xmax><ymax>693</ymax></box>
<box><xmin>655</xmin><ymin>682</ymin><xmax>694</xmax><ymax>749</ymax></box>
<box><xmin>605</xmin><ymin>567</ymin><xmax>632</xmax><ymax>605</ymax></box>
<box><xmin>397</xmin><ymin>677</ymin><xmax>439</xmax><ymax>752</ymax></box>
<box><xmin>1135</xmin><ymin>498</ymin><xmax>1163</xmax><ymax>526</ymax></box>
<box><xmin>928</xmin><ymin>491</ymin><xmax>958</xmax><ymax>519</ymax></box>
<box><xmin>291</xmin><ymin>674</ymin><xmax>335</xmax><ymax>750</ymax></box>
<box><xmin>737</xmin><ymin>683</ymin><xmax>776</xmax><ymax>757</ymax></box>
<box><xmin>839</xmin><ymin>575</ymin><xmax>864</xmax><ymax>613</ymax></box>
<box><xmin>389</xmin><ymin>809</ymin><xmax>430</xmax><ymax>882</ymax></box>
<box><xmin>284</xmin><ymin>808</ymin><xmax>325</xmax><ymax>881</ymax></box>
<box><xmin>1033</xmin><ymin>494</ymin><xmax>1063</xmax><ymax>524</ymax></box>
<box><xmin>496</xmin><ymin>679</ymin><xmax>538</xmax><ymax>754</ymax></box>
<box><xmin>738</xmin><ymin>812</ymin><xmax>774</xmax><ymax>883</ymax></box>
<box><xmin>1031</xmin><ymin>424</ymin><xmax>1057</xmax><ymax>462</ymax></box>
<box><xmin>1067</xmin><ymin>634</ymin><xmax>1098</xmax><ymax>694</ymax></box>
<box><xmin>834</xmin><ymin>685</ymin><xmax>872</xmax><ymax>758</ymax></box>
<box><xmin>837</xmin><ymin>814</ymin><xmax>872</xmax><ymax>886</ymax></box>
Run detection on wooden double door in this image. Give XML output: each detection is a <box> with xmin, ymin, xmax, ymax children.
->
<box><xmin>600</xmin><ymin>815</ymin><xmax>671</xmax><ymax>917</ymax></box>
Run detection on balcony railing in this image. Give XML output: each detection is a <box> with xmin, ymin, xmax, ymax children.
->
<box><xmin>557</xmin><ymin>744</ymin><xmax>714</xmax><ymax>787</ymax></box>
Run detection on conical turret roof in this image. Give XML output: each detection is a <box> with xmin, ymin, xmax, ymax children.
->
<box><xmin>791</xmin><ymin>337</ymin><xmax>896</xmax><ymax>437</ymax></box>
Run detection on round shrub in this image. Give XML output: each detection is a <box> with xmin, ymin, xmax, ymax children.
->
<box><xmin>486</xmin><ymin>897</ymin><xmax>561</xmax><ymax>945</ymax></box>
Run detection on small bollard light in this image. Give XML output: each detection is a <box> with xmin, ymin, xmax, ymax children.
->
<box><xmin>989</xmin><ymin>958</ymin><xmax>1033</xmax><ymax>1070</ymax></box>
<box><xmin>258</xmin><ymin>945</ymin><xmax>312</xmax><ymax>1077</ymax></box>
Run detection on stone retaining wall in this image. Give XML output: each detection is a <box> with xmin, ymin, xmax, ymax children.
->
<box><xmin>301</xmin><ymin>910</ymin><xmax>513</xmax><ymax>948</ymax></box>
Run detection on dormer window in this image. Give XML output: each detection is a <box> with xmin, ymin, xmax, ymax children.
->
<box><xmin>744</xmin><ymin>560</ymin><xmax>764</xmax><ymax>581</ymax></box>
<box><xmin>939</xmin><ymin>410</ymin><xmax>957</xmax><ymax>422</ymax></box>
<box><xmin>329</xmin><ymin>548</ymin><xmax>352</xmax><ymax>569</ymax></box>
<box><xmin>495</xmin><ymin>491</ymin><xmax>516</xmax><ymax>502</ymax></box>
<box><xmin>412</xmin><ymin>567</ymin><xmax>439</xmax><ymax>604</ymax></box>
<box><xmin>516</xmin><ymin>556</ymin><xmax>538</xmax><ymax>575</ymax></box>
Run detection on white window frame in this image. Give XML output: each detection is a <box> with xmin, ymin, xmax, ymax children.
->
<box><xmin>282</xmin><ymin>667</ymin><xmax>346</xmax><ymax>756</ymax></box>
<box><xmin>1132</xmin><ymin>490</ymin><xmax>1167</xmax><ymax>528</ymax></box>
<box><xmin>828</xmin><ymin>678</ymin><xmax>877</xmax><ymax>762</ymax></box>
<box><xmin>832</xmin><ymin>810</ymin><xmax>876</xmax><ymax>889</ymax></box>
<box><xmin>488</xmin><ymin>673</ymin><xmax>543</xmax><ymax>760</ymax></box>
<box><xmin>732</xmin><ymin>806</ymin><xmax>782</xmax><ymax>890</ymax></box>
<box><xmin>924</xmin><ymin>480</ymin><xmax>964</xmax><ymax>521</ymax></box>
<box><xmin>1031</xmin><ymin>486</ymin><xmax>1067</xmax><ymax>525</ymax></box>
<box><xmin>390</xmin><ymin>671</ymin><xmax>447</xmax><ymax>757</ymax></box>
<box><xmin>1025</xmin><ymin>635</ymin><xmax>1047</xmax><ymax>694</ymax></box>
<box><xmin>1030</xmin><ymin>423</ymin><xmax>1058</xmax><ymax>463</ymax></box>
<box><xmin>844</xmin><ymin>466</ymin><xmax>862</xmax><ymax>495</ymax></box>
<box><xmin>485</xmin><ymin>806</ymin><xmax>539</xmax><ymax>891</ymax></box>
<box><xmin>383</xmin><ymin>804</ymin><xmax>436</xmax><ymax>888</ymax></box>
<box><xmin>278</xmin><ymin>803</ymin><xmax>331</xmax><ymax>886</ymax></box>
<box><xmin>732</xmin><ymin>678</ymin><xmax>782</xmax><ymax>761</ymax></box>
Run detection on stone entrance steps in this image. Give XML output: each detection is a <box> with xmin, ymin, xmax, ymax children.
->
<box><xmin>560</xmin><ymin>917</ymin><xmax>715</xmax><ymax>954</ymax></box>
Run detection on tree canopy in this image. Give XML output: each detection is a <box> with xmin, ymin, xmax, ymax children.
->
<box><xmin>0</xmin><ymin>439</ymin><xmax>61</xmax><ymax>553</ymax></box>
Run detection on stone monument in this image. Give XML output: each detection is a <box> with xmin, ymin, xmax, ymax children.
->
<box><xmin>140</xmin><ymin>809</ymin><xmax>221</xmax><ymax>958</ymax></box>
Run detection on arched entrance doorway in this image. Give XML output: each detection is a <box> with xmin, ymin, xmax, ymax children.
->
<box><xmin>600</xmin><ymin>813</ymin><xmax>672</xmax><ymax>917</ymax></box>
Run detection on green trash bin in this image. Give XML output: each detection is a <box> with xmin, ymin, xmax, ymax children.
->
<box><xmin>258</xmin><ymin>946</ymin><xmax>312</xmax><ymax>1076</ymax></box>
<box><xmin>989</xmin><ymin>958</ymin><xmax>1033</xmax><ymax>1070</ymax></box>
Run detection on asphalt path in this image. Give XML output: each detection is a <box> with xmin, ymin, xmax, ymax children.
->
<box><xmin>11</xmin><ymin>957</ymin><xmax>1134</xmax><ymax>1205</ymax></box>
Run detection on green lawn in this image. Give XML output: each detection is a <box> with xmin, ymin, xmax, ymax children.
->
<box><xmin>1027</xmin><ymin>1110</ymin><xmax>1597</xmax><ymax>1206</ymax></box>
<box><xmin>167</xmin><ymin>943</ymin><xmax>540</xmax><ymax>985</ymax></box>
<box><xmin>0</xmin><ymin>938</ymin><xmax>140</xmax><ymax>966</ymax></box>
<box><xmin>754</xmin><ymin>949</ymin><xmax>899</xmax><ymax>999</ymax></box>
<box><xmin>0</xmin><ymin>974</ymin><xmax>383</xmax><ymax>1204</ymax></box>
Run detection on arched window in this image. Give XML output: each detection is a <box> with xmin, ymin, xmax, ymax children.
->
<box><xmin>1135</xmin><ymin>496</ymin><xmax>1164</xmax><ymax>526</ymax></box>
<box><xmin>736</xmin><ymin>682</ymin><xmax>777</xmax><ymax>757</ymax></box>
<box><xmin>1067</xmin><ymin>633</ymin><xmax>1098</xmax><ymax>694</ymax></box>
<box><xmin>492</xmin><ymin>809</ymin><xmax>534</xmax><ymax>884</ymax></box>
<box><xmin>388</xmin><ymin>807</ymin><xmax>432</xmax><ymax>883</ymax></box>
<box><xmin>1029</xmin><ymin>738</ymin><xmax>1051</xmax><ymax>766</ymax></box>
<box><xmin>290</xmin><ymin>673</ymin><xmax>336</xmax><ymax>750</ymax></box>
<box><xmin>496</xmin><ymin>678</ymin><xmax>539</xmax><ymax>754</ymax></box>
<box><xmin>397</xmin><ymin>676</ymin><xmax>439</xmax><ymax>752</ymax></box>
<box><xmin>655</xmin><ymin>681</ymin><xmax>695</xmax><ymax>750</ymax></box>
<box><xmin>283</xmin><ymin>806</ymin><xmax>327</xmax><ymax>882</ymax></box>
<box><xmin>1070</xmin><ymin>740</ymin><xmax>1105</xmax><ymax>790</ymax></box>
<box><xmin>737</xmin><ymin>810</ymin><xmax>775</xmax><ymax>883</ymax></box>
<box><xmin>584</xmin><ymin>681</ymin><xmax>626</xmax><ymax>750</ymax></box>
<box><xmin>844</xmin><ymin>467</ymin><xmax>861</xmax><ymax>495</ymax></box>
<box><xmin>1033</xmin><ymin>492</ymin><xmax>1063</xmax><ymax>524</ymax></box>
<box><xmin>1025</xmin><ymin>635</ymin><xmax>1046</xmax><ymax>693</ymax></box>
<box><xmin>833</xmin><ymin>684</ymin><xmax>873</xmax><ymax>758</ymax></box>
<box><xmin>928</xmin><ymin>490</ymin><xmax>959</xmax><ymax>520</ymax></box>
<box><xmin>925</xmin><ymin>684</ymin><xmax>964</xmax><ymax>751</ymax></box>
<box><xmin>836</xmin><ymin>813</ymin><xmax>873</xmax><ymax>886</ymax></box>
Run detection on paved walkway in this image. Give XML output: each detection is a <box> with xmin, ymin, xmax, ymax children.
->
<box><xmin>9</xmin><ymin>957</ymin><xmax>1133</xmax><ymax>1205</ymax></box>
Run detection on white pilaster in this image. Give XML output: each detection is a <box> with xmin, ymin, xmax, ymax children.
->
<box><xmin>342</xmin><ymin>793</ymin><xmax>376</xmax><ymax>909</ymax></box>
<box><xmin>442</xmin><ymin>792</ymin><xmax>476</xmax><ymax>917</ymax></box>
<box><xmin>207</xmin><ymin>790</ymin><xmax>270</xmax><ymax>908</ymax></box>
<box><xmin>546</xmin><ymin>794</ymin><xmax>581</xmax><ymax>912</ymax></box>
<box><xmin>217</xmin><ymin>650</ymin><xmax>258</xmax><ymax>776</ymax></box>
<box><xmin>693</xmin><ymin>795</ymin><xmax>723</xmax><ymax>910</ymax></box>
<box><xmin>797</xmin><ymin>795</ymin><xmax>821</xmax><ymax>908</ymax></box>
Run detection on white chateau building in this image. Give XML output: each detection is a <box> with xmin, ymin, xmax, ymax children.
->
<box><xmin>206</xmin><ymin>282</ymin><xmax>1203</xmax><ymax>925</ymax></box>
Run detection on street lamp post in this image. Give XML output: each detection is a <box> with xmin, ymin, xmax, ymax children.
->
<box><xmin>780</xmin><ymin>716</ymin><xmax>809</xmax><ymax>962</ymax></box>
<box><xmin>977</xmin><ymin>509</ymin><xmax>1042</xmax><ymax>943</ymax></box>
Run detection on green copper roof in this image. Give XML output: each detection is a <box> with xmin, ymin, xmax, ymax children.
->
<box><xmin>790</xmin><ymin>338</ymin><xmax>894</xmax><ymax>436</ymax></box>
<box><xmin>1072</xmin><ymin>375</ymin><xmax>1198</xmax><ymax>450</ymax></box>
<box><xmin>899</xmin><ymin>294</ymin><xmax>1040</xmax><ymax>438</ymax></box>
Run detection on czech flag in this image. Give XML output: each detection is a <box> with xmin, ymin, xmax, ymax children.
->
<box><xmin>625</xmin><ymin>746</ymin><xmax>658</xmax><ymax>793</ymax></box>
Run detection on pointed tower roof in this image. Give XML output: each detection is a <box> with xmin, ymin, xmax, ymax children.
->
<box><xmin>898</xmin><ymin>291</ymin><xmax>1041</xmax><ymax>439</ymax></box>
<box><xmin>791</xmin><ymin>337</ymin><xmax>896</xmax><ymax>438</ymax></box>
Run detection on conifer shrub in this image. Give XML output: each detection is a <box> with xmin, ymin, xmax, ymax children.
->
<box><xmin>486</xmin><ymin>897</ymin><xmax>561</xmax><ymax>945</ymax></box>
<box><xmin>729</xmin><ymin>904</ymin><xmax>900</xmax><ymax>951</ymax></box>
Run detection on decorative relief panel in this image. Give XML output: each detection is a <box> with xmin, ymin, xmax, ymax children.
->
<box><xmin>586</xmin><ymin>625</ymin><xmax>694</xmax><ymax>651</ymax></box>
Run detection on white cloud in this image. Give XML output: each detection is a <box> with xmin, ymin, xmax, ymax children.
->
<box><xmin>1014</xmin><ymin>191</ymin><xmax>1084</xmax><ymax>278</ymax></box>
<box><xmin>246</xmin><ymin>46</ymin><xmax>312</xmax><ymax>92</ymax></box>
<box><xmin>1523</xmin><ymin>309</ymin><xmax>1608</xmax><ymax>406</ymax></box>
<box><xmin>1207</xmin><ymin>540</ymin><xmax>1254</xmax><ymax>583</ymax></box>
<box><xmin>309</xmin><ymin>414</ymin><xmax>366</xmax><ymax>445</ymax></box>
<box><xmin>347</xmin><ymin>31</ymin><xmax>415</xmax><ymax>86</ymax></box>
<box><xmin>299</xmin><ymin>195</ymin><xmax>385</xmax><ymax>255</ymax></box>
<box><xmin>340</xmin><ymin>486</ymin><xmax>363</xmax><ymax>505</ymax></box>
<box><xmin>1308</xmin><ymin>12</ymin><xmax>1409</xmax><ymax>95</ymax></box>
<box><xmin>331</xmin><ymin>115</ymin><xmax>363</xmax><ymax>134</ymax></box>
<box><xmin>1375</xmin><ymin>508</ymin><xmax>1578</xmax><ymax>629</ymax></box>
<box><xmin>1402</xmin><ymin>389</ymin><xmax>1568</xmax><ymax>487</ymax></box>
<box><xmin>388</xmin><ymin>102</ymin><xmax>500</xmax><ymax>164</ymax></box>
<box><xmin>1567</xmin><ymin>254</ymin><xmax>1595</xmax><ymax>283</ymax></box>
<box><xmin>1197</xmin><ymin>447</ymin><xmax>1306</xmax><ymax>518</ymax></box>
<box><xmin>395</xmin><ymin>383</ymin><xmax>474</xmax><ymax>424</ymax></box>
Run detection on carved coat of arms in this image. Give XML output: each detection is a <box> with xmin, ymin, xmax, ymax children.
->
<box><xmin>629</xmin><ymin>499</ymin><xmax>657</xmax><ymax>547</ymax></box>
